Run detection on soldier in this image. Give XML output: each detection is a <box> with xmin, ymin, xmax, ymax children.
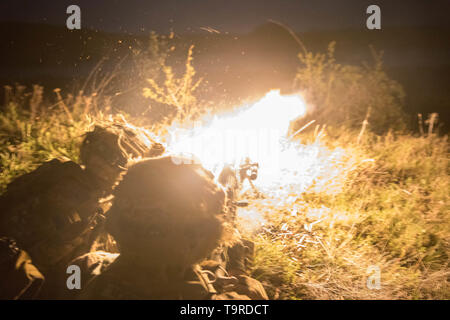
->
<box><xmin>76</xmin><ymin>156</ymin><xmax>267</xmax><ymax>300</ymax></box>
<box><xmin>208</xmin><ymin>160</ymin><xmax>268</xmax><ymax>300</ymax></box>
<box><xmin>0</xmin><ymin>122</ymin><xmax>164</xmax><ymax>299</ymax></box>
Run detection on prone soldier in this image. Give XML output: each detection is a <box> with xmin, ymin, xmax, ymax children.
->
<box><xmin>209</xmin><ymin>157</ymin><xmax>268</xmax><ymax>299</ymax></box>
<box><xmin>74</xmin><ymin>156</ymin><xmax>267</xmax><ymax>300</ymax></box>
<box><xmin>0</xmin><ymin>121</ymin><xmax>164</xmax><ymax>299</ymax></box>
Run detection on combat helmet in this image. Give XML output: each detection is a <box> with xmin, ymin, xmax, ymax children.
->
<box><xmin>106</xmin><ymin>156</ymin><xmax>228</xmax><ymax>269</ymax></box>
<box><xmin>80</xmin><ymin>121</ymin><xmax>164</xmax><ymax>191</ymax></box>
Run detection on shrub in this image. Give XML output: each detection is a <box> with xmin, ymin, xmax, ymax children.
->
<box><xmin>294</xmin><ymin>42</ymin><xmax>407</xmax><ymax>133</ymax></box>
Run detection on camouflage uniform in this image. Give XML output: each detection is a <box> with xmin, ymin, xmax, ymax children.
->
<box><xmin>74</xmin><ymin>157</ymin><xmax>267</xmax><ymax>300</ymax></box>
<box><xmin>0</xmin><ymin>122</ymin><xmax>164</xmax><ymax>299</ymax></box>
<box><xmin>73</xmin><ymin>249</ymin><xmax>266</xmax><ymax>300</ymax></box>
<box><xmin>212</xmin><ymin>162</ymin><xmax>268</xmax><ymax>300</ymax></box>
<box><xmin>73</xmin><ymin>253</ymin><xmax>218</xmax><ymax>299</ymax></box>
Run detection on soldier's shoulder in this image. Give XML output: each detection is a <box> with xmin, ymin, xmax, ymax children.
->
<box><xmin>41</xmin><ymin>158</ymin><xmax>85</xmax><ymax>180</ymax></box>
<box><xmin>3</xmin><ymin>158</ymin><xmax>83</xmax><ymax>194</ymax></box>
<box><xmin>23</xmin><ymin>157</ymin><xmax>80</xmax><ymax>175</ymax></box>
<box><xmin>0</xmin><ymin>158</ymin><xmax>91</xmax><ymax>217</ymax></box>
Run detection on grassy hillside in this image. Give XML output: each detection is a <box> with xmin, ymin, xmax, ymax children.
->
<box><xmin>246</xmin><ymin>128</ymin><xmax>449</xmax><ymax>299</ymax></box>
<box><xmin>0</xmin><ymin>32</ymin><xmax>448</xmax><ymax>300</ymax></box>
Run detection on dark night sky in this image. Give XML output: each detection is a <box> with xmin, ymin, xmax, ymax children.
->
<box><xmin>1</xmin><ymin>0</ymin><xmax>450</xmax><ymax>33</ymax></box>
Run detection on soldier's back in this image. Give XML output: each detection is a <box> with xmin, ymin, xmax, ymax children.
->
<box><xmin>0</xmin><ymin>158</ymin><xmax>108</xmax><ymax>299</ymax></box>
<box><xmin>0</xmin><ymin>158</ymin><xmax>102</xmax><ymax>247</ymax></box>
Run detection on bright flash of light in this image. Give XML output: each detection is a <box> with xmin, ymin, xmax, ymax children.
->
<box><xmin>165</xmin><ymin>89</ymin><xmax>355</xmax><ymax>233</ymax></box>
<box><xmin>166</xmin><ymin>90</ymin><xmax>350</xmax><ymax>193</ymax></box>
<box><xmin>167</xmin><ymin>89</ymin><xmax>307</xmax><ymax>173</ymax></box>
<box><xmin>167</xmin><ymin>89</ymin><xmax>348</xmax><ymax>193</ymax></box>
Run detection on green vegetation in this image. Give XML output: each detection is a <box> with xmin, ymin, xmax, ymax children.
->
<box><xmin>245</xmin><ymin>42</ymin><xmax>448</xmax><ymax>300</ymax></box>
<box><xmin>0</xmin><ymin>37</ymin><xmax>448</xmax><ymax>299</ymax></box>
<box><xmin>248</xmin><ymin>127</ymin><xmax>449</xmax><ymax>299</ymax></box>
<box><xmin>0</xmin><ymin>85</ymin><xmax>92</xmax><ymax>192</ymax></box>
<box><xmin>294</xmin><ymin>42</ymin><xmax>406</xmax><ymax>133</ymax></box>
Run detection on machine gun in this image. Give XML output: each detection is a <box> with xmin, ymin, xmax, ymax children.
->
<box><xmin>217</xmin><ymin>157</ymin><xmax>260</xmax><ymax>208</ymax></box>
<box><xmin>238</xmin><ymin>157</ymin><xmax>259</xmax><ymax>191</ymax></box>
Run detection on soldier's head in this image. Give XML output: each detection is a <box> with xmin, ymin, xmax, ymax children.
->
<box><xmin>80</xmin><ymin>124</ymin><xmax>165</xmax><ymax>190</ymax></box>
<box><xmin>106</xmin><ymin>156</ymin><xmax>227</xmax><ymax>270</ymax></box>
<box><xmin>80</xmin><ymin>125</ymin><xmax>128</xmax><ymax>189</ymax></box>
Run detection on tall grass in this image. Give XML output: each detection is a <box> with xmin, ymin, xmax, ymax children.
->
<box><xmin>0</xmin><ymin>85</ymin><xmax>96</xmax><ymax>193</ymax></box>
<box><xmin>0</xmin><ymin>35</ymin><xmax>448</xmax><ymax>300</ymax></box>
<box><xmin>142</xmin><ymin>44</ymin><xmax>204</xmax><ymax>125</ymax></box>
<box><xmin>248</xmin><ymin>127</ymin><xmax>449</xmax><ymax>299</ymax></box>
<box><xmin>294</xmin><ymin>42</ymin><xmax>407</xmax><ymax>134</ymax></box>
<box><xmin>245</xmin><ymin>42</ymin><xmax>448</xmax><ymax>299</ymax></box>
